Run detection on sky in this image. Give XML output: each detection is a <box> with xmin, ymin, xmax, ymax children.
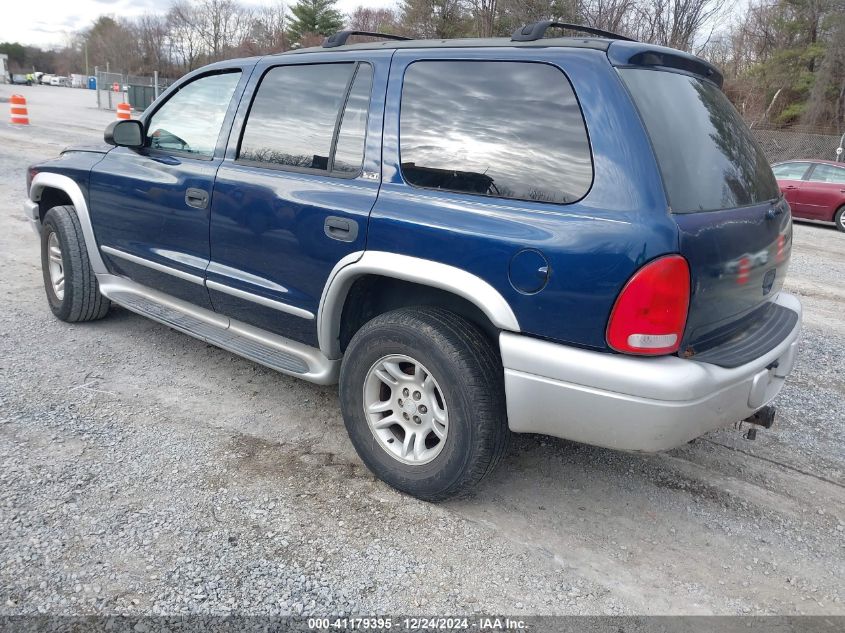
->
<box><xmin>0</xmin><ymin>0</ymin><xmax>398</xmax><ymax>49</ymax></box>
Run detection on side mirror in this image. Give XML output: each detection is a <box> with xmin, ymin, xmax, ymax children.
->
<box><xmin>104</xmin><ymin>120</ymin><xmax>144</xmax><ymax>148</ymax></box>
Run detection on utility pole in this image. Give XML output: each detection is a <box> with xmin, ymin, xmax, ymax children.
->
<box><xmin>84</xmin><ymin>41</ymin><xmax>89</xmax><ymax>76</ymax></box>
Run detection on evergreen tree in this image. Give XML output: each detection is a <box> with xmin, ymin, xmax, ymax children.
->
<box><xmin>287</xmin><ymin>0</ymin><xmax>345</xmax><ymax>44</ymax></box>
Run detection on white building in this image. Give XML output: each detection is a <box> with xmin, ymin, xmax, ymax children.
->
<box><xmin>0</xmin><ymin>54</ymin><xmax>8</xmax><ymax>83</ymax></box>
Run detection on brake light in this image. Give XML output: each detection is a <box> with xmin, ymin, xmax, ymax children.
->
<box><xmin>606</xmin><ymin>255</ymin><xmax>690</xmax><ymax>355</ymax></box>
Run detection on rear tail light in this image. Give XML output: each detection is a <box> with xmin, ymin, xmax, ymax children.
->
<box><xmin>606</xmin><ymin>255</ymin><xmax>690</xmax><ymax>356</ymax></box>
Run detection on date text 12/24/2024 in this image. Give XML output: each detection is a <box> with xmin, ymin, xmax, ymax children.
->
<box><xmin>307</xmin><ymin>617</ymin><xmax>528</xmax><ymax>630</ymax></box>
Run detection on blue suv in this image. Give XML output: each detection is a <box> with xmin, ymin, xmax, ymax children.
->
<box><xmin>24</xmin><ymin>23</ymin><xmax>802</xmax><ymax>500</ymax></box>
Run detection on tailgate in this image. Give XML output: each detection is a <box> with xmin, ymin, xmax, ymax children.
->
<box><xmin>619</xmin><ymin>66</ymin><xmax>796</xmax><ymax>365</ymax></box>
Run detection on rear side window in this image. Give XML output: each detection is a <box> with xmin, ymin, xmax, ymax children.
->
<box><xmin>399</xmin><ymin>61</ymin><xmax>592</xmax><ymax>204</ymax></box>
<box><xmin>239</xmin><ymin>63</ymin><xmax>372</xmax><ymax>176</ymax></box>
<box><xmin>147</xmin><ymin>71</ymin><xmax>241</xmax><ymax>157</ymax></box>
<box><xmin>808</xmin><ymin>163</ymin><xmax>845</xmax><ymax>184</ymax></box>
<box><xmin>620</xmin><ymin>68</ymin><xmax>779</xmax><ymax>213</ymax></box>
<box><xmin>772</xmin><ymin>162</ymin><xmax>811</xmax><ymax>180</ymax></box>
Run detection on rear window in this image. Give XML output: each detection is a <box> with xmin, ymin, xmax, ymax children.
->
<box><xmin>399</xmin><ymin>60</ymin><xmax>592</xmax><ymax>204</ymax></box>
<box><xmin>620</xmin><ymin>69</ymin><xmax>779</xmax><ymax>213</ymax></box>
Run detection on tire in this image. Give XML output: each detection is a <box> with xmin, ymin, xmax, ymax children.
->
<box><xmin>339</xmin><ymin>307</ymin><xmax>509</xmax><ymax>501</ymax></box>
<box><xmin>835</xmin><ymin>206</ymin><xmax>845</xmax><ymax>232</ymax></box>
<box><xmin>40</xmin><ymin>205</ymin><xmax>111</xmax><ymax>322</ymax></box>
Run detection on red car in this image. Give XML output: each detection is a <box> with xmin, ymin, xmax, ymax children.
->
<box><xmin>772</xmin><ymin>160</ymin><xmax>845</xmax><ymax>232</ymax></box>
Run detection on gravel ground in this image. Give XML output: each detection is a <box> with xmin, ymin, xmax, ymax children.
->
<box><xmin>0</xmin><ymin>84</ymin><xmax>843</xmax><ymax>617</ymax></box>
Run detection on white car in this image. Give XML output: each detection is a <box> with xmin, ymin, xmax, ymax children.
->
<box><xmin>49</xmin><ymin>76</ymin><xmax>69</xmax><ymax>87</ymax></box>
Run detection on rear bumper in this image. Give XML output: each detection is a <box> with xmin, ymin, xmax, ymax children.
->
<box><xmin>501</xmin><ymin>292</ymin><xmax>802</xmax><ymax>452</ymax></box>
<box><xmin>23</xmin><ymin>198</ymin><xmax>41</xmax><ymax>235</ymax></box>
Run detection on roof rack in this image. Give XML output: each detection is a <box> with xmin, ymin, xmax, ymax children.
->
<box><xmin>323</xmin><ymin>30</ymin><xmax>411</xmax><ymax>48</ymax></box>
<box><xmin>511</xmin><ymin>20</ymin><xmax>634</xmax><ymax>43</ymax></box>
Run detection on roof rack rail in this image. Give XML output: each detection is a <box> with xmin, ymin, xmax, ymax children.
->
<box><xmin>323</xmin><ymin>30</ymin><xmax>411</xmax><ymax>48</ymax></box>
<box><xmin>511</xmin><ymin>20</ymin><xmax>635</xmax><ymax>43</ymax></box>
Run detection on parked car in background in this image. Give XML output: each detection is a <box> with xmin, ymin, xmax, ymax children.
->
<box><xmin>39</xmin><ymin>74</ymin><xmax>54</xmax><ymax>85</ymax></box>
<box><xmin>773</xmin><ymin>160</ymin><xmax>845</xmax><ymax>232</ymax></box>
<box><xmin>49</xmin><ymin>76</ymin><xmax>70</xmax><ymax>87</ymax></box>
<box><xmin>11</xmin><ymin>74</ymin><xmax>31</xmax><ymax>86</ymax></box>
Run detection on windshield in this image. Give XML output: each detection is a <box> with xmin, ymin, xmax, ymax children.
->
<box><xmin>620</xmin><ymin>68</ymin><xmax>779</xmax><ymax>213</ymax></box>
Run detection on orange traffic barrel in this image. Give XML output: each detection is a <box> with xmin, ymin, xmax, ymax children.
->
<box><xmin>116</xmin><ymin>102</ymin><xmax>131</xmax><ymax>120</ymax></box>
<box><xmin>10</xmin><ymin>94</ymin><xmax>29</xmax><ymax>125</ymax></box>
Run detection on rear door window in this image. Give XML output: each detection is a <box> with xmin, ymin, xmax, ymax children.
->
<box><xmin>147</xmin><ymin>71</ymin><xmax>241</xmax><ymax>157</ymax></box>
<box><xmin>808</xmin><ymin>163</ymin><xmax>845</xmax><ymax>184</ymax></box>
<box><xmin>399</xmin><ymin>60</ymin><xmax>592</xmax><ymax>204</ymax></box>
<box><xmin>620</xmin><ymin>68</ymin><xmax>779</xmax><ymax>213</ymax></box>
<box><xmin>238</xmin><ymin>62</ymin><xmax>372</xmax><ymax>176</ymax></box>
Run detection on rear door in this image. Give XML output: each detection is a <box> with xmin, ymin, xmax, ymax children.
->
<box><xmin>800</xmin><ymin>163</ymin><xmax>845</xmax><ymax>221</ymax></box>
<box><xmin>771</xmin><ymin>161</ymin><xmax>812</xmax><ymax>215</ymax></box>
<box><xmin>620</xmin><ymin>68</ymin><xmax>792</xmax><ymax>355</ymax></box>
<box><xmin>89</xmin><ymin>66</ymin><xmax>250</xmax><ymax>308</ymax></box>
<box><xmin>208</xmin><ymin>51</ymin><xmax>390</xmax><ymax>347</ymax></box>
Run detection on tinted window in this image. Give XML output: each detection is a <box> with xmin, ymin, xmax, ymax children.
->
<box><xmin>809</xmin><ymin>163</ymin><xmax>845</xmax><ymax>184</ymax></box>
<box><xmin>772</xmin><ymin>162</ymin><xmax>811</xmax><ymax>180</ymax></box>
<box><xmin>400</xmin><ymin>61</ymin><xmax>592</xmax><ymax>204</ymax></box>
<box><xmin>239</xmin><ymin>63</ymin><xmax>362</xmax><ymax>173</ymax></box>
<box><xmin>621</xmin><ymin>69</ymin><xmax>779</xmax><ymax>213</ymax></box>
<box><xmin>148</xmin><ymin>71</ymin><xmax>241</xmax><ymax>157</ymax></box>
<box><xmin>333</xmin><ymin>65</ymin><xmax>373</xmax><ymax>175</ymax></box>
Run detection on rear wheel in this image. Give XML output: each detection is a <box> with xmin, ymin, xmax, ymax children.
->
<box><xmin>835</xmin><ymin>206</ymin><xmax>845</xmax><ymax>232</ymax></box>
<box><xmin>40</xmin><ymin>205</ymin><xmax>111</xmax><ymax>322</ymax></box>
<box><xmin>339</xmin><ymin>307</ymin><xmax>509</xmax><ymax>501</ymax></box>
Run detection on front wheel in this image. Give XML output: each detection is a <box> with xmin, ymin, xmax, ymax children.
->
<box><xmin>339</xmin><ymin>307</ymin><xmax>509</xmax><ymax>501</ymax></box>
<box><xmin>835</xmin><ymin>206</ymin><xmax>845</xmax><ymax>232</ymax></box>
<box><xmin>40</xmin><ymin>205</ymin><xmax>111</xmax><ymax>322</ymax></box>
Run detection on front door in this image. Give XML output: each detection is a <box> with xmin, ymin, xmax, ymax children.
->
<box><xmin>207</xmin><ymin>52</ymin><xmax>390</xmax><ymax>347</ymax></box>
<box><xmin>89</xmin><ymin>68</ymin><xmax>249</xmax><ymax>308</ymax></box>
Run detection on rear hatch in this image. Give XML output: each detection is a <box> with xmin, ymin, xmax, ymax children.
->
<box><xmin>619</xmin><ymin>66</ymin><xmax>795</xmax><ymax>367</ymax></box>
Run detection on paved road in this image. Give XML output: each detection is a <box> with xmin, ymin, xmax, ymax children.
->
<box><xmin>1</xmin><ymin>83</ymin><xmax>843</xmax><ymax>616</ymax></box>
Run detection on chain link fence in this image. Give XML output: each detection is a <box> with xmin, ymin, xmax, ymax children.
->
<box><xmin>95</xmin><ymin>71</ymin><xmax>126</xmax><ymax>111</ymax></box>
<box><xmin>95</xmin><ymin>71</ymin><xmax>172</xmax><ymax>112</ymax></box>
<box><xmin>750</xmin><ymin>124</ymin><xmax>844</xmax><ymax>164</ymax></box>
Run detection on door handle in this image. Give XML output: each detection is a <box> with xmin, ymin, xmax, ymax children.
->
<box><xmin>185</xmin><ymin>188</ymin><xmax>209</xmax><ymax>209</ymax></box>
<box><xmin>324</xmin><ymin>216</ymin><xmax>359</xmax><ymax>242</ymax></box>
<box><xmin>784</xmin><ymin>185</ymin><xmax>797</xmax><ymax>190</ymax></box>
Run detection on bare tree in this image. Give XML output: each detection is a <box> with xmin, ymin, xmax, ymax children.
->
<box><xmin>634</xmin><ymin>0</ymin><xmax>727</xmax><ymax>52</ymax></box>
<box><xmin>135</xmin><ymin>14</ymin><xmax>171</xmax><ymax>74</ymax></box>
<box><xmin>348</xmin><ymin>6</ymin><xmax>402</xmax><ymax>33</ymax></box>
<box><xmin>195</xmin><ymin>0</ymin><xmax>253</xmax><ymax>60</ymax></box>
<box><xmin>168</xmin><ymin>1</ymin><xmax>204</xmax><ymax>70</ymax></box>
<box><xmin>399</xmin><ymin>0</ymin><xmax>469</xmax><ymax>39</ymax></box>
<box><xmin>247</xmin><ymin>1</ymin><xmax>289</xmax><ymax>53</ymax></box>
<box><xmin>578</xmin><ymin>0</ymin><xmax>637</xmax><ymax>34</ymax></box>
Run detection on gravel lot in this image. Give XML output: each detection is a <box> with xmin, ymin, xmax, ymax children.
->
<box><xmin>1</xmin><ymin>84</ymin><xmax>843</xmax><ymax>617</ymax></box>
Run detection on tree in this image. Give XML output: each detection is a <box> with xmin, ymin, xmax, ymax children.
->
<box><xmin>168</xmin><ymin>1</ymin><xmax>204</xmax><ymax>71</ymax></box>
<box><xmin>398</xmin><ymin>0</ymin><xmax>469</xmax><ymax>39</ymax></box>
<box><xmin>287</xmin><ymin>0</ymin><xmax>345</xmax><ymax>45</ymax></box>
<box><xmin>194</xmin><ymin>0</ymin><xmax>253</xmax><ymax>60</ymax></box>
<box><xmin>348</xmin><ymin>6</ymin><xmax>401</xmax><ymax>34</ymax></box>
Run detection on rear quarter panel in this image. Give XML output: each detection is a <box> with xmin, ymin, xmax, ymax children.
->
<box><xmin>368</xmin><ymin>47</ymin><xmax>677</xmax><ymax>350</ymax></box>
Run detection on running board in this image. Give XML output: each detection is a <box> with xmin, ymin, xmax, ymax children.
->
<box><xmin>97</xmin><ymin>274</ymin><xmax>339</xmax><ymax>385</ymax></box>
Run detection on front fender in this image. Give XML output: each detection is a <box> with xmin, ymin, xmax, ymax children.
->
<box><xmin>29</xmin><ymin>172</ymin><xmax>107</xmax><ymax>275</ymax></box>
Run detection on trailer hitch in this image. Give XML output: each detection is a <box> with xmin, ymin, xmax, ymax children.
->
<box><xmin>741</xmin><ymin>405</ymin><xmax>776</xmax><ymax>440</ymax></box>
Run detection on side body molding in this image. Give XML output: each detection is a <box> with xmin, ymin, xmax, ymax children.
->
<box><xmin>29</xmin><ymin>172</ymin><xmax>108</xmax><ymax>275</ymax></box>
<box><xmin>317</xmin><ymin>251</ymin><xmax>521</xmax><ymax>359</ymax></box>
